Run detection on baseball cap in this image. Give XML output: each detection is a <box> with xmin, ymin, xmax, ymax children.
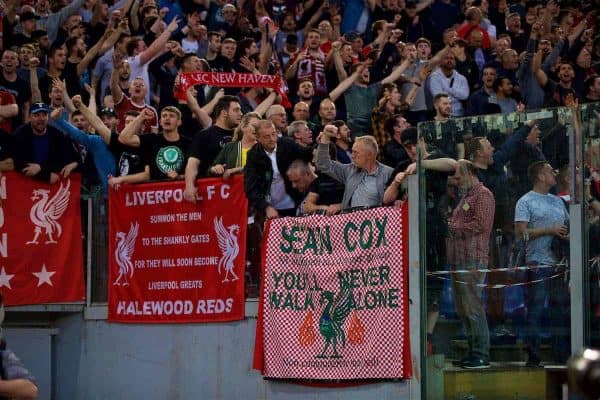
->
<box><xmin>30</xmin><ymin>102</ymin><xmax>50</xmax><ymax>114</ymax></box>
<box><xmin>100</xmin><ymin>107</ymin><xmax>117</xmax><ymax>117</ymax></box>
<box><xmin>20</xmin><ymin>12</ymin><xmax>40</xmax><ymax>23</ymax></box>
<box><xmin>401</xmin><ymin>127</ymin><xmax>418</xmax><ymax>146</ymax></box>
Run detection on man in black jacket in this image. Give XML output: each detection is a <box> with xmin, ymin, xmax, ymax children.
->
<box><xmin>244</xmin><ymin>120</ymin><xmax>313</xmax><ymax>219</ymax></box>
<box><xmin>11</xmin><ymin>102</ymin><xmax>79</xmax><ymax>183</ymax></box>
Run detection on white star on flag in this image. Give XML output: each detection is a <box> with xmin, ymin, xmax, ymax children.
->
<box><xmin>0</xmin><ymin>267</ymin><xmax>14</xmax><ymax>289</ymax></box>
<box><xmin>32</xmin><ymin>265</ymin><xmax>56</xmax><ymax>287</ymax></box>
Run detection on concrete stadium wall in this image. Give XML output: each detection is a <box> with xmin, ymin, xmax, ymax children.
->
<box><xmin>9</xmin><ymin>311</ymin><xmax>412</xmax><ymax>400</ymax></box>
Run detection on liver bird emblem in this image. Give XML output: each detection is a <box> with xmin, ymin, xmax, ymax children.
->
<box><xmin>26</xmin><ymin>179</ymin><xmax>71</xmax><ymax>245</ymax></box>
<box><xmin>317</xmin><ymin>288</ymin><xmax>354</xmax><ymax>358</ymax></box>
<box><xmin>114</xmin><ymin>222</ymin><xmax>139</xmax><ymax>286</ymax></box>
<box><xmin>214</xmin><ymin>217</ymin><xmax>240</xmax><ymax>283</ymax></box>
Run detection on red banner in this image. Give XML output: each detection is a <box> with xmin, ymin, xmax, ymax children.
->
<box><xmin>177</xmin><ymin>72</ymin><xmax>291</xmax><ymax>107</ymax></box>
<box><xmin>108</xmin><ymin>176</ymin><xmax>247</xmax><ymax>323</ymax></box>
<box><xmin>253</xmin><ymin>205</ymin><xmax>411</xmax><ymax>381</ymax></box>
<box><xmin>0</xmin><ymin>172</ymin><xmax>85</xmax><ymax>306</ymax></box>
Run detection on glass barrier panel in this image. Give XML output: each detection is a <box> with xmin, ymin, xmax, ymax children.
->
<box><xmin>581</xmin><ymin>102</ymin><xmax>600</xmax><ymax>348</ymax></box>
<box><xmin>417</xmin><ymin>106</ymin><xmax>574</xmax><ymax>399</ymax></box>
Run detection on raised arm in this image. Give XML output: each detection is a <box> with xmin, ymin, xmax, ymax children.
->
<box><xmin>381</xmin><ymin>58</ymin><xmax>412</xmax><ymax>85</ymax></box>
<box><xmin>254</xmin><ymin>91</ymin><xmax>278</xmax><ymax>117</ymax></box>
<box><xmin>53</xmin><ymin>78</ymin><xmax>76</xmax><ymax>113</ymax></box>
<box><xmin>329</xmin><ymin>64</ymin><xmax>364</xmax><ymax>102</ymax></box>
<box><xmin>117</xmin><ymin>109</ymin><xmax>152</xmax><ymax>147</ymax></box>
<box><xmin>72</xmin><ymin>95</ymin><xmax>111</xmax><ymax>144</ymax></box>
<box><xmin>29</xmin><ymin>58</ymin><xmax>42</xmax><ymax>103</ymax></box>
<box><xmin>110</xmin><ymin>52</ymin><xmax>125</xmax><ymax>105</ymax></box>
<box><xmin>138</xmin><ymin>16</ymin><xmax>181</xmax><ymax>66</ymax></box>
<box><xmin>532</xmin><ymin>48</ymin><xmax>548</xmax><ymax>88</ymax></box>
<box><xmin>186</xmin><ymin>86</ymin><xmax>222</xmax><ymax>129</ymax></box>
<box><xmin>330</xmin><ymin>41</ymin><xmax>348</xmax><ymax>81</ymax></box>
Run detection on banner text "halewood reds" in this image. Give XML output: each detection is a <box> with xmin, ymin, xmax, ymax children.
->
<box><xmin>108</xmin><ymin>176</ymin><xmax>247</xmax><ymax>323</ymax></box>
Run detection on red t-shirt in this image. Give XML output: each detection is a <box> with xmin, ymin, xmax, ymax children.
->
<box><xmin>0</xmin><ymin>90</ymin><xmax>16</xmax><ymax>133</ymax></box>
<box><xmin>115</xmin><ymin>96</ymin><xmax>159</xmax><ymax>134</ymax></box>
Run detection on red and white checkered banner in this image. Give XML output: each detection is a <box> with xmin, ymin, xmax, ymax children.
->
<box><xmin>0</xmin><ymin>172</ymin><xmax>85</xmax><ymax>306</ymax></box>
<box><xmin>254</xmin><ymin>205</ymin><xmax>411</xmax><ymax>380</ymax></box>
<box><xmin>108</xmin><ymin>176</ymin><xmax>247</xmax><ymax>323</ymax></box>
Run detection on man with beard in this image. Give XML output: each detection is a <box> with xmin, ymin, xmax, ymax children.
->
<box><xmin>11</xmin><ymin>102</ymin><xmax>79</xmax><ymax>183</ymax></box>
<box><xmin>419</xmin><ymin>93</ymin><xmax>464</xmax><ymax>159</ymax></box>
<box><xmin>294</xmin><ymin>79</ymin><xmax>321</xmax><ymax>119</ymax></box>
<box><xmin>466</xmin><ymin>66</ymin><xmax>497</xmax><ymax>116</ymax></box>
<box><xmin>118</xmin><ymin>106</ymin><xmax>190</xmax><ymax>182</ymax></box>
<box><xmin>111</xmin><ymin>52</ymin><xmax>158</xmax><ymax>134</ymax></box>
<box><xmin>489</xmin><ymin>77</ymin><xmax>518</xmax><ymax>114</ymax></box>
<box><xmin>205</xmin><ymin>31</ymin><xmax>223</xmax><ymax>64</ymax></box>
<box><xmin>584</xmin><ymin>75</ymin><xmax>600</xmax><ymax>103</ymax></box>
<box><xmin>286</xmin><ymin>29</ymin><xmax>327</xmax><ymax>96</ymax></box>
<box><xmin>534</xmin><ymin>51</ymin><xmax>583</xmax><ymax>105</ymax></box>
<box><xmin>429</xmin><ymin>53</ymin><xmax>470</xmax><ymax>118</ymax></box>
<box><xmin>0</xmin><ymin>49</ymin><xmax>31</xmax><ymax>122</ymax></box>
<box><xmin>184</xmin><ymin>95</ymin><xmax>242</xmax><ymax>201</ymax></box>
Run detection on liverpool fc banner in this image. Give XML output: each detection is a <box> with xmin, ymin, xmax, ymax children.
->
<box><xmin>255</xmin><ymin>205</ymin><xmax>411</xmax><ymax>380</ymax></box>
<box><xmin>0</xmin><ymin>173</ymin><xmax>85</xmax><ymax>306</ymax></box>
<box><xmin>108</xmin><ymin>176</ymin><xmax>247</xmax><ymax>323</ymax></box>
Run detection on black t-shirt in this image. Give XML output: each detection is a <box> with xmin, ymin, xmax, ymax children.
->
<box><xmin>189</xmin><ymin>125</ymin><xmax>233</xmax><ymax>176</ymax></box>
<box><xmin>108</xmin><ymin>131</ymin><xmax>144</xmax><ymax>177</ymax></box>
<box><xmin>420</xmin><ymin>120</ymin><xmax>463</xmax><ymax>160</ymax></box>
<box><xmin>308</xmin><ymin>175</ymin><xmax>345</xmax><ymax>207</ymax></box>
<box><xmin>0</xmin><ymin>74</ymin><xmax>31</xmax><ymax>123</ymax></box>
<box><xmin>0</xmin><ymin>129</ymin><xmax>12</xmax><ymax>160</ymax></box>
<box><xmin>139</xmin><ymin>133</ymin><xmax>191</xmax><ymax>181</ymax></box>
<box><xmin>64</xmin><ymin>61</ymin><xmax>89</xmax><ymax>104</ymax></box>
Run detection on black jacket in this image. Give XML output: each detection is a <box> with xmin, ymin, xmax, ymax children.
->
<box><xmin>11</xmin><ymin>123</ymin><xmax>79</xmax><ymax>182</ymax></box>
<box><xmin>244</xmin><ymin>137</ymin><xmax>313</xmax><ymax>212</ymax></box>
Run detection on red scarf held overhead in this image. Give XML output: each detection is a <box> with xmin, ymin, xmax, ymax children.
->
<box><xmin>176</xmin><ymin>72</ymin><xmax>291</xmax><ymax>108</ymax></box>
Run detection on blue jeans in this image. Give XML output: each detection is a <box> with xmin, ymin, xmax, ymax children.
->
<box><xmin>525</xmin><ymin>265</ymin><xmax>570</xmax><ymax>362</ymax></box>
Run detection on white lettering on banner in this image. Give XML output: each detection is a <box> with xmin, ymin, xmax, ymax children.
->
<box><xmin>206</xmin><ymin>185</ymin><xmax>230</xmax><ymax>200</ymax></box>
<box><xmin>116</xmin><ymin>299</ymin><xmax>231</xmax><ymax>315</ymax></box>
<box><xmin>0</xmin><ymin>175</ymin><xmax>5</xmax><ymax>200</ymax></box>
<box><xmin>0</xmin><ymin>233</ymin><xmax>6</xmax><ymax>258</ymax></box>
<box><xmin>196</xmin><ymin>298</ymin><xmax>233</xmax><ymax>314</ymax></box>
<box><xmin>125</xmin><ymin>189</ymin><xmax>184</xmax><ymax>206</ymax></box>
<box><xmin>147</xmin><ymin>280</ymin><xmax>203</xmax><ymax>290</ymax></box>
<box><xmin>149</xmin><ymin>214</ymin><xmax>176</xmax><ymax>223</ymax></box>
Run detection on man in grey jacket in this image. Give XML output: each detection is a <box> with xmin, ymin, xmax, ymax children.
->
<box><xmin>517</xmin><ymin>21</ymin><xmax>564</xmax><ymax>110</ymax></box>
<box><xmin>316</xmin><ymin>125</ymin><xmax>393</xmax><ymax>210</ymax></box>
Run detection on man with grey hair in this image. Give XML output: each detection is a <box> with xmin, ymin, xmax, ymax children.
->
<box><xmin>287</xmin><ymin>121</ymin><xmax>313</xmax><ymax>147</ymax></box>
<box><xmin>286</xmin><ymin>159</ymin><xmax>317</xmax><ymax>215</ymax></box>
<box><xmin>317</xmin><ymin>125</ymin><xmax>393</xmax><ymax>210</ymax></box>
<box><xmin>266</xmin><ymin>104</ymin><xmax>288</xmax><ymax>137</ymax></box>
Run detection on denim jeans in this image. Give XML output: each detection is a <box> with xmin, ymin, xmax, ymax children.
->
<box><xmin>452</xmin><ymin>262</ymin><xmax>490</xmax><ymax>361</ymax></box>
<box><xmin>524</xmin><ymin>265</ymin><xmax>570</xmax><ymax>363</ymax></box>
